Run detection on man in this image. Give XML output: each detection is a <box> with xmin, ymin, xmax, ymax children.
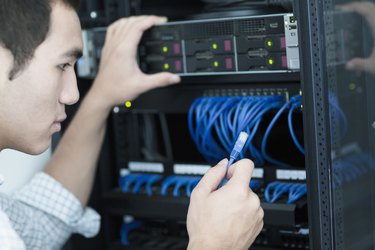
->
<box><xmin>0</xmin><ymin>0</ymin><xmax>264</xmax><ymax>249</ymax></box>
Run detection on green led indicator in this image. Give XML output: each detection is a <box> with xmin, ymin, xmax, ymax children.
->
<box><xmin>162</xmin><ymin>46</ymin><xmax>168</xmax><ymax>53</ymax></box>
<box><xmin>213</xmin><ymin>61</ymin><xmax>219</xmax><ymax>67</ymax></box>
<box><xmin>212</xmin><ymin>43</ymin><xmax>218</xmax><ymax>49</ymax></box>
<box><xmin>125</xmin><ymin>101</ymin><xmax>132</xmax><ymax>108</ymax></box>
<box><xmin>163</xmin><ymin>63</ymin><xmax>170</xmax><ymax>70</ymax></box>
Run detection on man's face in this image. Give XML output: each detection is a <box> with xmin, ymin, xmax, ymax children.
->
<box><xmin>0</xmin><ymin>2</ymin><xmax>83</xmax><ymax>154</ymax></box>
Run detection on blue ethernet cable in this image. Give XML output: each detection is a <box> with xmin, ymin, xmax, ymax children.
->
<box><xmin>249</xmin><ymin>142</ymin><xmax>264</xmax><ymax>167</ymax></box>
<box><xmin>188</xmin><ymin>97</ymin><xmax>201</xmax><ymax>145</ymax></box>
<box><xmin>287</xmin><ymin>183</ymin><xmax>307</xmax><ymax>204</ymax></box>
<box><xmin>288</xmin><ymin>100</ymin><xmax>305</xmax><ymax>154</ymax></box>
<box><xmin>226</xmin><ymin>99</ymin><xmax>240</xmax><ymax>132</ymax></box>
<box><xmin>264</xmin><ymin>181</ymin><xmax>280</xmax><ymax>203</ymax></box>
<box><xmin>145</xmin><ymin>175</ymin><xmax>162</xmax><ymax>196</ymax></box>
<box><xmin>197</xmin><ymin>98</ymin><xmax>228</xmax><ymax>162</ymax></box>
<box><xmin>216</xmin><ymin>97</ymin><xmax>242</xmax><ymax>153</ymax></box>
<box><xmin>261</xmin><ymin>97</ymin><xmax>296</xmax><ymax>168</ymax></box>
<box><xmin>241</xmin><ymin>96</ymin><xmax>283</xmax><ymax>165</ymax></box>
<box><xmin>132</xmin><ymin>175</ymin><xmax>150</xmax><ymax>194</ymax></box>
<box><xmin>200</xmin><ymin>97</ymin><xmax>228</xmax><ymax>155</ymax></box>
<box><xmin>265</xmin><ymin>181</ymin><xmax>289</xmax><ymax>203</ymax></box>
<box><xmin>232</xmin><ymin>98</ymin><xmax>248</xmax><ymax>137</ymax></box>
<box><xmin>236</xmin><ymin>97</ymin><xmax>266</xmax><ymax>133</ymax></box>
<box><xmin>270</xmin><ymin>182</ymin><xmax>292</xmax><ymax>203</ymax></box>
<box><xmin>225</xmin><ymin>131</ymin><xmax>249</xmax><ymax>177</ymax></box>
<box><xmin>120</xmin><ymin>174</ymin><xmax>142</xmax><ymax>193</ymax></box>
<box><xmin>173</xmin><ymin>177</ymin><xmax>189</xmax><ymax>197</ymax></box>
<box><xmin>249</xmin><ymin>179</ymin><xmax>263</xmax><ymax>191</ymax></box>
<box><xmin>202</xmin><ymin>97</ymin><xmax>238</xmax><ymax>162</ymax></box>
<box><xmin>215</xmin><ymin>115</ymin><xmax>232</xmax><ymax>153</ymax></box>
<box><xmin>121</xmin><ymin>220</ymin><xmax>143</xmax><ymax>246</ymax></box>
<box><xmin>161</xmin><ymin>176</ymin><xmax>177</xmax><ymax>196</ymax></box>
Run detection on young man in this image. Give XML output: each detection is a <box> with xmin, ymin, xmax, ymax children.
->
<box><xmin>0</xmin><ymin>0</ymin><xmax>263</xmax><ymax>249</ymax></box>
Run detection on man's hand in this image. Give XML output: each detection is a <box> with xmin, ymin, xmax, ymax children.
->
<box><xmin>91</xmin><ymin>15</ymin><xmax>181</xmax><ymax>110</ymax></box>
<box><xmin>340</xmin><ymin>2</ymin><xmax>375</xmax><ymax>75</ymax></box>
<box><xmin>187</xmin><ymin>159</ymin><xmax>264</xmax><ymax>250</ymax></box>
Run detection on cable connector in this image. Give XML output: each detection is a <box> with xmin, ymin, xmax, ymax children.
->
<box><xmin>229</xmin><ymin>132</ymin><xmax>249</xmax><ymax>162</ymax></box>
<box><xmin>226</xmin><ymin>132</ymin><xmax>249</xmax><ymax>177</ymax></box>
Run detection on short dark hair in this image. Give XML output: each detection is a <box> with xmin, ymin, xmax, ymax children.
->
<box><xmin>0</xmin><ymin>0</ymin><xmax>81</xmax><ymax>80</ymax></box>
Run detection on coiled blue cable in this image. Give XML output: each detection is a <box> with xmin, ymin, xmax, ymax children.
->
<box><xmin>261</xmin><ymin>95</ymin><xmax>302</xmax><ymax>167</ymax></box>
<box><xmin>189</xmin><ymin>95</ymin><xmax>293</xmax><ymax>166</ymax></box>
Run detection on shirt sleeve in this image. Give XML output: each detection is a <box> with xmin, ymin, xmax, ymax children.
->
<box><xmin>1</xmin><ymin>172</ymin><xmax>100</xmax><ymax>250</ymax></box>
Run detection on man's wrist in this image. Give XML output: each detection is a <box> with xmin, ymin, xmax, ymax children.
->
<box><xmin>188</xmin><ymin>237</ymin><xmax>226</xmax><ymax>250</ymax></box>
<box><xmin>85</xmin><ymin>82</ymin><xmax>113</xmax><ymax>114</ymax></box>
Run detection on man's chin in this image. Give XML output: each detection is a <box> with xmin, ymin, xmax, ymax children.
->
<box><xmin>18</xmin><ymin>139</ymin><xmax>51</xmax><ymax>156</ymax></box>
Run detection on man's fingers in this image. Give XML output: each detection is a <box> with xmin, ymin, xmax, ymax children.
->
<box><xmin>227</xmin><ymin>159</ymin><xmax>254</xmax><ymax>186</ymax></box>
<box><xmin>142</xmin><ymin>72</ymin><xmax>181</xmax><ymax>91</ymax></box>
<box><xmin>193</xmin><ymin>158</ymin><xmax>228</xmax><ymax>196</ymax></box>
<box><xmin>105</xmin><ymin>15</ymin><xmax>167</xmax><ymax>52</ymax></box>
<box><xmin>124</xmin><ymin>16</ymin><xmax>167</xmax><ymax>48</ymax></box>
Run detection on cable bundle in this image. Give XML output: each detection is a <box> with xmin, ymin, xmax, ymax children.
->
<box><xmin>119</xmin><ymin>174</ymin><xmax>163</xmax><ymax>196</ymax></box>
<box><xmin>264</xmin><ymin>181</ymin><xmax>307</xmax><ymax>204</ymax></box>
<box><xmin>161</xmin><ymin>175</ymin><xmax>201</xmax><ymax>197</ymax></box>
<box><xmin>188</xmin><ymin>95</ymin><xmax>304</xmax><ymax>167</ymax></box>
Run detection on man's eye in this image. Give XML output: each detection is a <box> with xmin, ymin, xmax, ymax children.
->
<box><xmin>58</xmin><ymin>63</ymin><xmax>72</xmax><ymax>71</ymax></box>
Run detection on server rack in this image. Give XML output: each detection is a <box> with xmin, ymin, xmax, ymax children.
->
<box><xmin>64</xmin><ymin>0</ymin><xmax>375</xmax><ymax>249</ymax></box>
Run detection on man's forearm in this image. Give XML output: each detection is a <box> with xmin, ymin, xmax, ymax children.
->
<box><xmin>44</xmin><ymin>85</ymin><xmax>112</xmax><ymax>206</ymax></box>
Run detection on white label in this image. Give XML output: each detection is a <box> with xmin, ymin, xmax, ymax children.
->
<box><xmin>276</xmin><ymin>169</ymin><xmax>306</xmax><ymax>180</ymax></box>
<box><xmin>252</xmin><ymin>168</ymin><xmax>264</xmax><ymax>178</ymax></box>
<box><xmin>174</xmin><ymin>164</ymin><xmax>211</xmax><ymax>175</ymax></box>
<box><xmin>128</xmin><ymin>161</ymin><xmax>164</xmax><ymax>173</ymax></box>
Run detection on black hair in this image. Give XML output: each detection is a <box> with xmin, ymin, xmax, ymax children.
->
<box><xmin>0</xmin><ymin>0</ymin><xmax>81</xmax><ymax>80</ymax></box>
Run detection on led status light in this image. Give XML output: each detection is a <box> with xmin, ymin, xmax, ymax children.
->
<box><xmin>268</xmin><ymin>59</ymin><xmax>274</xmax><ymax>65</ymax></box>
<box><xmin>212</xmin><ymin>43</ymin><xmax>218</xmax><ymax>49</ymax></box>
<box><xmin>267</xmin><ymin>40</ymin><xmax>273</xmax><ymax>47</ymax></box>
<box><xmin>125</xmin><ymin>101</ymin><xmax>132</xmax><ymax>108</ymax></box>
<box><xmin>164</xmin><ymin>63</ymin><xmax>170</xmax><ymax>70</ymax></box>
<box><xmin>213</xmin><ymin>61</ymin><xmax>219</xmax><ymax>67</ymax></box>
<box><xmin>162</xmin><ymin>46</ymin><xmax>168</xmax><ymax>53</ymax></box>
